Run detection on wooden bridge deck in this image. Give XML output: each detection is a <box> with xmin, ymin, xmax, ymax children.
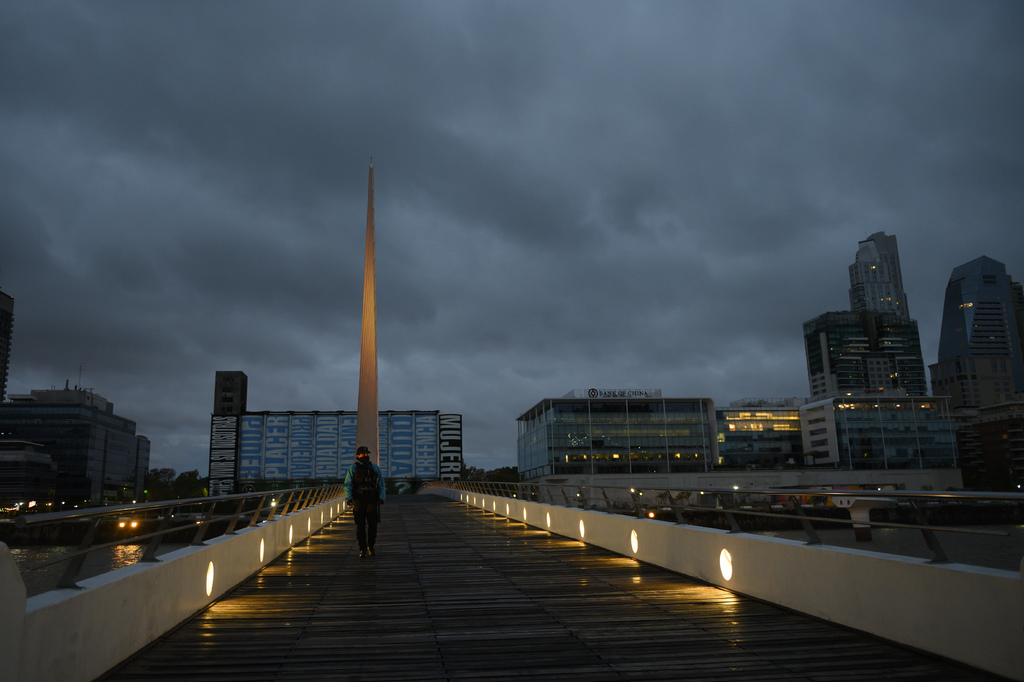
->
<box><xmin>101</xmin><ymin>495</ymin><xmax>1000</xmax><ymax>681</ymax></box>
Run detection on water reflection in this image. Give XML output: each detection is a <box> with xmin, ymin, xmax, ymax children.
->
<box><xmin>10</xmin><ymin>544</ymin><xmax>185</xmax><ymax>597</ymax></box>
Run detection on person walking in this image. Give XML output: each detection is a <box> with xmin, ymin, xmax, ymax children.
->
<box><xmin>344</xmin><ymin>445</ymin><xmax>386</xmax><ymax>558</ymax></box>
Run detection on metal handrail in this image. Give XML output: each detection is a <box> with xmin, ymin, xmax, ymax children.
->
<box><xmin>425</xmin><ymin>481</ymin><xmax>1024</xmax><ymax>564</ymax></box>
<box><xmin>12</xmin><ymin>484</ymin><xmax>345</xmax><ymax>589</ymax></box>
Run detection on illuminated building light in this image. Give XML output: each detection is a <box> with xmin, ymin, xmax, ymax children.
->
<box><xmin>546</xmin><ymin>512</ymin><xmax>551</xmax><ymax>528</ymax></box>
<box><xmin>289</xmin><ymin>525</ymin><xmax>293</xmax><ymax>544</ymax></box>
<box><xmin>579</xmin><ymin>519</ymin><xmax>585</xmax><ymax>539</ymax></box>
<box><xmin>720</xmin><ymin>549</ymin><xmax>733</xmax><ymax>581</ymax></box>
<box><xmin>506</xmin><ymin>503</ymin><xmax>510</xmax><ymax>515</ymax></box>
<box><xmin>206</xmin><ymin>561</ymin><xmax>215</xmax><ymax>597</ymax></box>
<box><xmin>259</xmin><ymin>538</ymin><xmax>265</xmax><ymax>563</ymax></box>
<box><xmin>630</xmin><ymin>530</ymin><xmax>639</xmax><ymax>554</ymax></box>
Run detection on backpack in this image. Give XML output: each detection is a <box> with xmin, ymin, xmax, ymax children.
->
<box><xmin>352</xmin><ymin>463</ymin><xmax>379</xmax><ymax>502</ymax></box>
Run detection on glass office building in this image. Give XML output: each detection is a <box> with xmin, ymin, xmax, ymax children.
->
<box><xmin>799</xmin><ymin>397</ymin><xmax>957</xmax><ymax>470</ymax></box>
<box><xmin>930</xmin><ymin>256</ymin><xmax>1024</xmax><ymax>407</ymax></box>
<box><xmin>0</xmin><ymin>388</ymin><xmax>150</xmax><ymax>505</ymax></box>
<box><xmin>716</xmin><ymin>399</ymin><xmax>805</xmax><ymax>468</ymax></box>
<box><xmin>517</xmin><ymin>390</ymin><xmax>716</xmax><ymax>479</ymax></box>
<box><xmin>804</xmin><ymin>311</ymin><xmax>928</xmax><ymax>399</ymax></box>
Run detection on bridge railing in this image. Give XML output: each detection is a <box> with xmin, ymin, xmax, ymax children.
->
<box><xmin>422</xmin><ymin>481</ymin><xmax>1024</xmax><ymax>680</ymax></box>
<box><xmin>423</xmin><ymin>481</ymin><xmax>1022</xmax><ymax>565</ymax></box>
<box><xmin>1</xmin><ymin>484</ymin><xmax>347</xmax><ymax>682</ymax></box>
<box><xmin>11</xmin><ymin>484</ymin><xmax>345</xmax><ymax>589</ymax></box>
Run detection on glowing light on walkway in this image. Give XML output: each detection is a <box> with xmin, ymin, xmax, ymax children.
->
<box><xmin>720</xmin><ymin>549</ymin><xmax>733</xmax><ymax>581</ymax></box>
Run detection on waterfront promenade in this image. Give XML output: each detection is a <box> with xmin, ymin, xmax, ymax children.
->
<box><xmin>100</xmin><ymin>495</ymin><xmax>1001</xmax><ymax>681</ymax></box>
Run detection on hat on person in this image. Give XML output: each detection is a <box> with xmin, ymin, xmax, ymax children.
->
<box><xmin>356</xmin><ymin>446</ymin><xmax>371</xmax><ymax>455</ymax></box>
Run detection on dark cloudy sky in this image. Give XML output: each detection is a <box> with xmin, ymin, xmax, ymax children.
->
<box><xmin>2</xmin><ymin>1</ymin><xmax>1022</xmax><ymax>474</ymax></box>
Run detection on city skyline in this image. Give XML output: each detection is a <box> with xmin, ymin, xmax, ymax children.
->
<box><xmin>2</xmin><ymin>2</ymin><xmax>1023</xmax><ymax>473</ymax></box>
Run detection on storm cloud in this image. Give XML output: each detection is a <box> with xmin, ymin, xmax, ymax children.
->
<box><xmin>2</xmin><ymin>1</ymin><xmax>1022</xmax><ymax>472</ymax></box>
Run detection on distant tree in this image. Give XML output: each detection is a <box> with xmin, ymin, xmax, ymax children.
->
<box><xmin>460</xmin><ymin>466</ymin><xmax>486</xmax><ymax>482</ymax></box>
<box><xmin>484</xmin><ymin>466</ymin><xmax>519</xmax><ymax>482</ymax></box>
<box><xmin>145</xmin><ymin>468</ymin><xmax>176</xmax><ymax>501</ymax></box>
<box><xmin>172</xmin><ymin>470</ymin><xmax>207</xmax><ymax>499</ymax></box>
<box><xmin>144</xmin><ymin>468</ymin><xmax>208</xmax><ymax>500</ymax></box>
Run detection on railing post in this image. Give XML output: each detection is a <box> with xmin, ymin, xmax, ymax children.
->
<box><xmin>788</xmin><ymin>495</ymin><xmax>822</xmax><ymax>545</ymax></box>
<box><xmin>909</xmin><ymin>501</ymin><xmax>949</xmax><ymax>563</ymax></box>
<box><xmin>247</xmin><ymin>494</ymin><xmax>269</xmax><ymax>527</ymax></box>
<box><xmin>55</xmin><ymin>517</ymin><xmax>101</xmax><ymax>589</ymax></box>
<box><xmin>713</xmin><ymin>493</ymin><xmax>742</xmax><ymax>532</ymax></box>
<box><xmin>630</xmin><ymin>489</ymin><xmax>644</xmax><ymax>518</ymax></box>
<box><xmin>578</xmin><ymin>487</ymin><xmax>590</xmax><ymax>510</ymax></box>
<box><xmin>666</xmin><ymin>490</ymin><xmax>686</xmax><ymax>524</ymax></box>
<box><xmin>223</xmin><ymin>497</ymin><xmax>248</xmax><ymax>535</ymax></box>
<box><xmin>191</xmin><ymin>500</ymin><xmax>217</xmax><ymax>546</ymax></box>
<box><xmin>141</xmin><ymin>509</ymin><xmax>173</xmax><ymax>562</ymax></box>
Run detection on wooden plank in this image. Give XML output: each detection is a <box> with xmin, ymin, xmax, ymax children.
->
<box><xmin>100</xmin><ymin>495</ymin><xmax>1000</xmax><ymax>682</ymax></box>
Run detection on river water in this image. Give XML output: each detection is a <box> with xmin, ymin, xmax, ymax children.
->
<box><xmin>9</xmin><ymin>544</ymin><xmax>186</xmax><ymax>597</ymax></box>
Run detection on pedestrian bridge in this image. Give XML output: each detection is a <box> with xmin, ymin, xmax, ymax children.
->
<box><xmin>2</xmin><ymin>489</ymin><xmax>1021</xmax><ymax>681</ymax></box>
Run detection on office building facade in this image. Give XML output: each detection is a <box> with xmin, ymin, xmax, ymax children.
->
<box><xmin>0</xmin><ymin>288</ymin><xmax>12</xmax><ymax>402</ymax></box>
<box><xmin>208</xmin><ymin>372</ymin><xmax>462</xmax><ymax>495</ymax></box>
<box><xmin>930</xmin><ymin>256</ymin><xmax>1024</xmax><ymax>408</ymax></box>
<box><xmin>0</xmin><ymin>440</ymin><xmax>57</xmax><ymax>503</ymax></box>
<box><xmin>517</xmin><ymin>389</ymin><xmax>717</xmax><ymax>480</ymax></box>
<box><xmin>950</xmin><ymin>399</ymin><xmax>1024</xmax><ymax>491</ymax></box>
<box><xmin>0</xmin><ymin>387</ymin><xmax>151</xmax><ymax>505</ymax></box>
<box><xmin>799</xmin><ymin>396</ymin><xmax>957</xmax><ymax>470</ymax></box>
<box><xmin>716</xmin><ymin>398</ymin><xmax>806</xmax><ymax>468</ymax></box>
<box><xmin>804</xmin><ymin>311</ymin><xmax>928</xmax><ymax>399</ymax></box>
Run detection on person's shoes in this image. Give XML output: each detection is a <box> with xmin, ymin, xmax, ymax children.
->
<box><xmin>359</xmin><ymin>549</ymin><xmax>368</xmax><ymax>558</ymax></box>
<box><xmin>368</xmin><ymin>547</ymin><xmax>375</xmax><ymax>557</ymax></box>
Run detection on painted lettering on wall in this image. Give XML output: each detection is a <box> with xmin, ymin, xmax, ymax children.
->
<box><xmin>438</xmin><ymin>413</ymin><xmax>462</xmax><ymax>480</ymax></box>
<box><xmin>209</xmin><ymin>415</ymin><xmax>239</xmax><ymax>496</ymax></box>
<box><xmin>389</xmin><ymin>413</ymin><xmax>414</xmax><ymax>477</ymax></box>
<box><xmin>314</xmin><ymin>414</ymin><xmax>340</xmax><ymax>478</ymax></box>
<box><xmin>239</xmin><ymin>415</ymin><xmax>264</xmax><ymax>479</ymax></box>
<box><xmin>289</xmin><ymin>414</ymin><xmax>313</xmax><ymax>478</ymax></box>
<box><xmin>414</xmin><ymin>412</ymin><xmax>439</xmax><ymax>478</ymax></box>
<box><xmin>264</xmin><ymin>414</ymin><xmax>289</xmax><ymax>477</ymax></box>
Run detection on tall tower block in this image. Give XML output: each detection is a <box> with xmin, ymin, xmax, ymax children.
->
<box><xmin>0</xmin><ymin>287</ymin><xmax>13</xmax><ymax>401</ymax></box>
<box><xmin>356</xmin><ymin>162</ymin><xmax>380</xmax><ymax>464</ymax></box>
<box><xmin>849</xmin><ymin>231</ymin><xmax>909</xmax><ymax>319</ymax></box>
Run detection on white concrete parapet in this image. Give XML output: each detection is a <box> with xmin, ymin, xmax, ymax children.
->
<box><xmin>433</xmin><ymin>488</ymin><xmax>1024</xmax><ymax>682</ymax></box>
<box><xmin>0</xmin><ymin>499</ymin><xmax>345</xmax><ymax>682</ymax></box>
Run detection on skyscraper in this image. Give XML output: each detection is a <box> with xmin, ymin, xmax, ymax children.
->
<box><xmin>804</xmin><ymin>232</ymin><xmax>926</xmax><ymax>399</ymax></box>
<box><xmin>0</xmin><ymin>287</ymin><xmax>13</xmax><ymax>401</ymax></box>
<box><xmin>849</xmin><ymin>232</ymin><xmax>909</xmax><ymax>318</ymax></box>
<box><xmin>804</xmin><ymin>311</ymin><xmax>928</xmax><ymax>399</ymax></box>
<box><xmin>930</xmin><ymin>256</ymin><xmax>1024</xmax><ymax>407</ymax></box>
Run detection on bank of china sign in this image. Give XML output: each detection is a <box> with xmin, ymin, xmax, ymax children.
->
<box><xmin>584</xmin><ymin>388</ymin><xmax>662</xmax><ymax>398</ymax></box>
